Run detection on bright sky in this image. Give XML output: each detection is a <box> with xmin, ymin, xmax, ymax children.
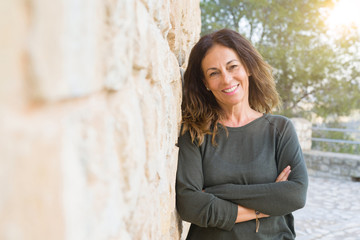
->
<box><xmin>326</xmin><ymin>0</ymin><xmax>360</xmax><ymax>31</ymax></box>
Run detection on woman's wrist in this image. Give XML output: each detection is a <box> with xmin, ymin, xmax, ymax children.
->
<box><xmin>235</xmin><ymin>206</ymin><xmax>257</xmax><ymax>223</ymax></box>
<box><xmin>235</xmin><ymin>205</ymin><xmax>270</xmax><ymax>224</ymax></box>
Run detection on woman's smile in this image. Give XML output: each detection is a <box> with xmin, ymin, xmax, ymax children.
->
<box><xmin>222</xmin><ymin>84</ymin><xmax>240</xmax><ymax>94</ymax></box>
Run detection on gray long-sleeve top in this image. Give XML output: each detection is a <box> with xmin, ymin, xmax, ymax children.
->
<box><xmin>176</xmin><ymin>114</ymin><xmax>308</xmax><ymax>239</ymax></box>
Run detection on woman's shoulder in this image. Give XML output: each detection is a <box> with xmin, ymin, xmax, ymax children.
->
<box><xmin>264</xmin><ymin>114</ymin><xmax>291</xmax><ymax>124</ymax></box>
<box><xmin>178</xmin><ymin>124</ymin><xmax>191</xmax><ymax>141</ymax></box>
<box><xmin>177</xmin><ymin>124</ymin><xmax>200</xmax><ymax>147</ymax></box>
<box><xmin>263</xmin><ymin>114</ymin><xmax>294</xmax><ymax>133</ymax></box>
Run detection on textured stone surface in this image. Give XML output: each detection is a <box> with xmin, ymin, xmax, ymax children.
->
<box><xmin>0</xmin><ymin>0</ymin><xmax>200</xmax><ymax>239</ymax></box>
<box><xmin>167</xmin><ymin>0</ymin><xmax>201</xmax><ymax>67</ymax></box>
<box><xmin>293</xmin><ymin>176</ymin><xmax>360</xmax><ymax>240</ymax></box>
<box><xmin>0</xmin><ymin>109</ymin><xmax>64</xmax><ymax>240</ymax></box>
<box><xmin>27</xmin><ymin>0</ymin><xmax>105</xmax><ymax>100</ymax></box>
<box><xmin>291</xmin><ymin>118</ymin><xmax>312</xmax><ymax>151</ymax></box>
<box><xmin>304</xmin><ymin>150</ymin><xmax>360</xmax><ymax>180</ymax></box>
<box><xmin>0</xmin><ymin>0</ymin><xmax>28</xmax><ymax>109</ymax></box>
<box><xmin>104</xmin><ymin>0</ymin><xmax>135</xmax><ymax>91</ymax></box>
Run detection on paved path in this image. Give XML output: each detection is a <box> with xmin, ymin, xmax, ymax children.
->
<box><xmin>293</xmin><ymin>176</ymin><xmax>360</xmax><ymax>240</ymax></box>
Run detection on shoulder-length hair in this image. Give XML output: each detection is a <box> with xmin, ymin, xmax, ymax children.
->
<box><xmin>181</xmin><ymin>28</ymin><xmax>280</xmax><ymax>145</ymax></box>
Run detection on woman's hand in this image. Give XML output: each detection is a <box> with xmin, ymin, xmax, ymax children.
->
<box><xmin>276</xmin><ymin>165</ymin><xmax>291</xmax><ymax>182</ymax></box>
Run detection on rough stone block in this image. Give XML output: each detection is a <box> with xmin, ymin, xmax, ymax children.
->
<box><xmin>104</xmin><ymin>0</ymin><xmax>135</xmax><ymax>91</ymax></box>
<box><xmin>167</xmin><ymin>0</ymin><xmax>201</xmax><ymax>66</ymax></box>
<box><xmin>0</xmin><ymin>110</ymin><xmax>64</xmax><ymax>240</ymax></box>
<box><xmin>319</xmin><ymin>164</ymin><xmax>329</xmax><ymax>172</ymax></box>
<box><xmin>0</xmin><ymin>0</ymin><xmax>28</xmax><ymax>109</ymax></box>
<box><xmin>332</xmin><ymin>157</ymin><xmax>344</xmax><ymax>165</ymax></box>
<box><xmin>291</xmin><ymin>118</ymin><xmax>312</xmax><ymax>151</ymax></box>
<box><xmin>60</xmin><ymin>96</ymin><xmax>126</xmax><ymax>239</ymax></box>
<box><xmin>144</xmin><ymin>0</ymin><xmax>172</xmax><ymax>37</ymax></box>
<box><xmin>330</xmin><ymin>166</ymin><xmax>341</xmax><ymax>175</ymax></box>
<box><xmin>27</xmin><ymin>0</ymin><xmax>105</xmax><ymax>100</ymax></box>
<box><xmin>340</xmin><ymin>167</ymin><xmax>350</xmax><ymax>176</ymax></box>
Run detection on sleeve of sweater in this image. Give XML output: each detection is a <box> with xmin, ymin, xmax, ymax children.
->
<box><xmin>175</xmin><ymin>131</ymin><xmax>238</xmax><ymax>231</ymax></box>
<box><xmin>203</xmin><ymin>119</ymin><xmax>309</xmax><ymax>216</ymax></box>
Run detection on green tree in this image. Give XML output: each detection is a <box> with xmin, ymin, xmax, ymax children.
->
<box><xmin>201</xmin><ymin>0</ymin><xmax>360</xmax><ymax>119</ymax></box>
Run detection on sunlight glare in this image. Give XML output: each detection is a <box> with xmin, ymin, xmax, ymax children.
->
<box><xmin>326</xmin><ymin>0</ymin><xmax>360</xmax><ymax>29</ymax></box>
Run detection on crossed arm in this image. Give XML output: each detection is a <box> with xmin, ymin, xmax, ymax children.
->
<box><xmin>233</xmin><ymin>166</ymin><xmax>292</xmax><ymax>223</ymax></box>
<box><xmin>176</xmin><ymin>123</ymin><xmax>308</xmax><ymax>231</ymax></box>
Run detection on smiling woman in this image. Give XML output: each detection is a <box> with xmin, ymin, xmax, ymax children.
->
<box><xmin>326</xmin><ymin>0</ymin><xmax>360</xmax><ymax>30</ymax></box>
<box><xmin>176</xmin><ymin>29</ymin><xmax>308</xmax><ymax>240</ymax></box>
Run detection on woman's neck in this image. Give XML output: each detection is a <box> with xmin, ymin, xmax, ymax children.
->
<box><xmin>219</xmin><ymin>103</ymin><xmax>262</xmax><ymax>127</ymax></box>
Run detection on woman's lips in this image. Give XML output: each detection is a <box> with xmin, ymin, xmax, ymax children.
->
<box><xmin>222</xmin><ymin>84</ymin><xmax>239</xmax><ymax>94</ymax></box>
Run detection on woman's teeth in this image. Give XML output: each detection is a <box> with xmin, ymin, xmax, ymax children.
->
<box><xmin>223</xmin><ymin>85</ymin><xmax>238</xmax><ymax>93</ymax></box>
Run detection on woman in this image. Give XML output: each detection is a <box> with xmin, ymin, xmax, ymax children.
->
<box><xmin>176</xmin><ymin>29</ymin><xmax>308</xmax><ymax>239</ymax></box>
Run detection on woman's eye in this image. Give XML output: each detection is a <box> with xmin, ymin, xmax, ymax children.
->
<box><xmin>209</xmin><ymin>72</ymin><xmax>218</xmax><ymax>77</ymax></box>
<box><xmin>229</xmin><ymin>65</ymin><xmax>238</xmax><ymax>70</ymax></box>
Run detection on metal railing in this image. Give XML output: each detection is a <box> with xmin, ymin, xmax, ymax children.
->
<box><xmin>311</xmin><ymin>127</ymin><xmax>360</xmax><ymax>154</ymax></box>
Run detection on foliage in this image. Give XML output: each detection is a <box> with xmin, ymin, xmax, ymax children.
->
<box><xmin>200</xmin><ymin>0</ymin><xmax>360</xmax><ymax>119</ymax></box>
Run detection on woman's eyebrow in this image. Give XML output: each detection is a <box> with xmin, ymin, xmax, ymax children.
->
<box><xmin>205</xmin><ymin>67</ymin><xmax>218</xmax><ymax>74</ymax></box>
<box><xmin>226</xmin><ymin>59</ymin><xmax>239</xmax><ymax>65</ymax></box>
<box><xmin>205</xmin><ymin>59</ymin><xmax>240</xmax><ymax>73</ymax></box>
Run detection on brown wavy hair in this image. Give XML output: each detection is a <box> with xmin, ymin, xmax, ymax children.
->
<box><xmin>181</xmin><ymin>29</ymin><xmax>280</xmax><ymax>145</ymax></box>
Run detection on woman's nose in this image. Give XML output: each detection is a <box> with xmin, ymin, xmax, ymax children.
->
<box><xmin>222</xmin><ymin>71</ymin><xmax>232</xmax><ymax>84</ymax></box>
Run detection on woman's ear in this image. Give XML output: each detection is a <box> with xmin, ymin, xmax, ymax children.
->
<box><xmin>245</xmin><ymin>66</ymin><xmax>251</xmax><ymax>77</ymax></box>
<box><xmin>245</xmin><ymin>67</ymin><xmax>252</xmax><ymax>77</ymax></box>
<box><xmin>202</xmin><ymin>79</ymin><xmax>210</xmax><ymax>91</ymax></box>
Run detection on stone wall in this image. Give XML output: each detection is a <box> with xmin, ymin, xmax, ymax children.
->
<box><xmin>291</xmin><ymin>118</ymin><xmax>312</xmax><ymax>151</ymax></box>
<box><xmin>303</xmin><ymin>150</ymin><xmax>360</xmax><ymax>180</ymax></box>
<box><xmin>0</xmin><ymin>1</ymin><xmax>200</xmax><ymax>239</ymax></box>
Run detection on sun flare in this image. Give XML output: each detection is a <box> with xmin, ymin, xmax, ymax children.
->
<box><xmin>326</xmin><ymin>0</ymin><xmax>360</xmax><ymax>30</ymax></box>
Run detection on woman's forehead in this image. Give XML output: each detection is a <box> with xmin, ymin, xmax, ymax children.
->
<box><xmin>202</xmin><ymin>45</ymin><xmax>241</xmax><ymax>69</ymax></box>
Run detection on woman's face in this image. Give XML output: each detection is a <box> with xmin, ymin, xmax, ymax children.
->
<box><xmin>201</xmin><ymin>44</ymin><xmax>250</xmax><ymax>110</ymax></box>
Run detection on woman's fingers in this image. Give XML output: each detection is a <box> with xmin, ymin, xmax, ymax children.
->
<box><xmin>283</xmin><ymin>169</ymin><xmax>291</xmax><ymax>181</ymax></box>
<box><xmin>278</xmin><ymin>167</ymin><xmax>290</xmax><ymax>182</ymax></box>
<box><xmin>276</xmin><ymin>165</ymin><xmax>291</xmax><ymax>182</ymax></box>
